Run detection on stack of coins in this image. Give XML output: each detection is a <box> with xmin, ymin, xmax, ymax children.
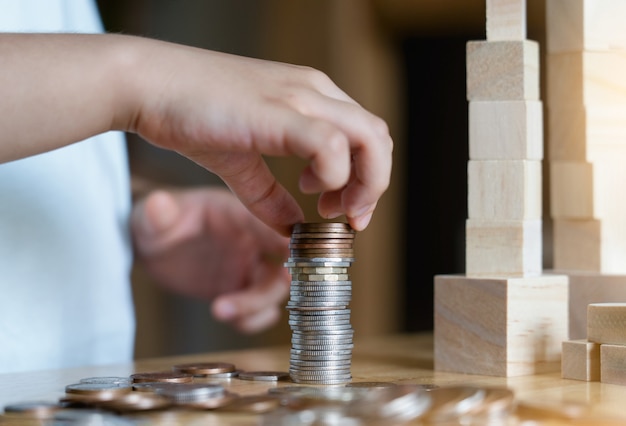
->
<box><xmin>284</xmin><ymin>222</ymin><xmax>356</xmax><ymax>385</ymax></box>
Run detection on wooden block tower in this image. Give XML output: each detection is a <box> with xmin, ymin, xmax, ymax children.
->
<box><xmin>434</xmin><ymin>0</ymin><xmax>569</xmax><ymax>377</ymax></box>
<box><xmin>546</xmin><ymin>0</ymin><xmax>626</xmax><ymax>340</ymax></box>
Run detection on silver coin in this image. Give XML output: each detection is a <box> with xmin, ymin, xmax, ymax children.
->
<box><xmin>289</xmin><ymin>317</ymin><xmax>351</xmax><ymax>325</ymax></box>
<box><xmin>79</xmin><ymin>376</ymin><xmax>131</xmax><ymax>386</ymax></box>
<box><xmin>287</xmin><ymin>299</ymin><xmax>350</xmax><ymax>306</ymax></box>
<box><xmin>291</xmin><ymin>348</ymin><xmax>352</xmax><ymax>356</ymax></box>
<box><xmin>293</xmin><ymin>330</ymin><xmax>354</xmax><ymax>337</ymax></box>
<box><xmin>294</xmin><ymin>273</ymin><xmax>350</xmax><ymax>282</ymax></box>
<box><xmin>289</xmin><ymin>364</ymin><xmax>352</xmax><ymax>372</ymax></box>
<box><xmin>290</xmin><ymin>377</ymin><xmax>352</xmax><ymax>385</ymax></box>
<box><xmin>204</xmin><ymin>369</ymin><xmax>241</xmax><ymax>379</ymax></box>
<box><xmin>238</xmin><ymin>371</ymin><xmax>291</xmax><ymax>382</ymax></box>
<box><xmin>289</xmin><ymin>267</ymin><xmax>348</xmax><ymax>274</ymax></box>
<box><xmin>290</xmin><ymin>290</ymin><xmax>352</xmax><ymax>297</ymax></box>
<box><xmin>292</xmin><ymin>340</ymin><xmax>354</xmax><ymax>348</ymax></box>
<box><xmin>289</xmin><ymin>297</ymin><xmax>352</xmax><ymax>304</ymax></box>
<box><xmin>290</xmin><ymin>309</ymin><xmax>351</xmax><ymax>317</ymax></box>
<box><xmin>152</xmin><ymin>383</ymin><xmax>225</xmax><ymax>403</ymax></box>
<box><xmin>290</xmin><ymin>372</ymin><xmax>353</xmax><ymax>380</ymax></box>
<box><xmin>289</xmin><ymin>354</ymin><xmax>352</xmax><ymax>362</ymax></box>
<box><xmin>289</xmin><ymin>360</ymin><xmax>352</xmax><ymax>368</ymax></box>
<box><xmin>290</xmin><ymin>327</ymin><xmax>353</xmax><ymax>334</ymax></box>
<box><xmin>291</xmin><ymin>343</ymin><xmax>354</xmax><ymax>351</ymax></box>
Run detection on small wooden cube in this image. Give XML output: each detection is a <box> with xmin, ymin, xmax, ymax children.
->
<box><xmin>547</xmin><ymin>51</ymin><xmax>626</xmax><ymax>109</ymax></box>
<box><xmin>468</xmin><ymin>160</ymin><xmax>542</xmax><ymax>220</ymax></box>
<box><xmin>467</xmin><ymin>40</ymin><xmax>539</xmax><ymax>101</ymax></box>
<box><xmin>546</xmin><ymin>0</ymin><xmax>626</xmax><ymax>53</ymax></box>
<box><xmin>561</xmin><ymin>339</ymin><xmax>600</xmax><ymax>381</ymax></box>
<box><xmin>588</xmin><ymin>303</ymin><xmax>626</xmax><ymax>345</ymax></box>
<box><xmin>469</xmin><ymin>100</ymin><xmax>543</xmax><ymax>160</ymax></box>
<box><xmin>434</xmin><ymin>274</ymin><xmax>568</xmax><ymax>377</ymax></box>
<box><xmin>486</xmin><ymin>0</ymin><xmax>526</xmax><ymax>41</ymax></box>
<box><xmin>466</xmin><ymin>218</ymin><xmax>542</xmax><ymax>277</ymax></box>
<box><xmin>561</xmin><ymin>271</ymin><xmax>626</xmax><ymax>339</ymax></box>
<box><xmin>550</xmin><ymin>161</ymin><xmax>594</xmax><ymax>219</ymax></box>
<box><xmin>601</xmin><ymin>344</ymin><xmax>626</xmax><ymax>386</ymax></box>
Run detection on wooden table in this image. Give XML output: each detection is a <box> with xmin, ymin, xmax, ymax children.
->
<box><xmin>1</xmin><ymin>333</ymin><xmax>625</xmax><ymax>425</ymax></box>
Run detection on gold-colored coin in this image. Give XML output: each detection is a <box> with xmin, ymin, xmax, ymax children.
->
<box><xmin>172</xmin><ymin>362</ymin><xmax>237</xmax><ymax>376</ymax></box>
<box><xmin>130</xmin><ymin>371</ymin><xmax>193</xmax><ymax>384</ymax></box>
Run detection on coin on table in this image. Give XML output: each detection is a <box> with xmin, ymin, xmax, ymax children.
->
<box><xmin>152</xmin><ymin>383</ymin><xmax>226</xmax><ymax>403</ymax></box>
<box><xmin>345</xmin><ymin>382</ymin><xmax>397</xmax><ymax>389</ymax></box>
<box><xmin>347</xmin><ymin>384</ymin><xmax>432</xmax><ymax>423</ymax></box>
<box><xmin>130</xmin><ymin>371</ymin><xmax>193</xmax><ymax>383</ymax></box>
<box><xmin>79</xmin><ymin>376</ymin><xmax>132</xmax><ymax>386</ymax></box>
<box><xmin>63</xmin><ymin>382</ymin><xmax>133</xmax><ymax>403</ymax></box>
<box><xmin>238</xmin><ymin>371</ymin><xmax>291</xmax><ymax>382</ymax></box>
<box><xmin>97</xmin><ymin>392</ymin><xmax>171</xmax><ymax>412</ymax></box>
<box><xmin>216</xmin><ymin>394</ymin><xmax>282</xmax><ymax>414</ymax></box>
<box><xmin>421</xmin><ymin>385</ymin><xmax>487</xmax><ymax>423</ymax></box>
<box><xmin>468</xmin><ymin>386</ymin><xmax>515</xmax><ymax>419</ymax></box>
<box><xmin>2</xmin><ymin>401</ymin><xmax>63</xmax><ymax>419</ymax></box>
<box><xmin>172</xmin><ymin>362</ymin><xmax>237</xmax><ymax>376</ymax></box>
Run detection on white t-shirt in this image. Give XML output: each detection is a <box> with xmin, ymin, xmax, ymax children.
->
<box><xmin>0</xmin><ymin>0</ymin><xmax>135</xmax><ymax>373</ymax></box>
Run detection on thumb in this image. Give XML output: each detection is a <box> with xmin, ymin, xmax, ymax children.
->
<box><xmin>131</xmin><ymin>190</ymin><xmax>181</xmax><ymax>254</ymax></box>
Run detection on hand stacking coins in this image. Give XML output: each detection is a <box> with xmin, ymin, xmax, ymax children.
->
<box><xmin>285</xmin><ymin>222</ymin><xmax>356</xmax><ymax>385</ymax></box>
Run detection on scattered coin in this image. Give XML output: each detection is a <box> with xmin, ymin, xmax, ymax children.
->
<box><xmin>2</xmin><ymin>401</ymin><xmax>63</xmax><ymax>419</ymax></box>
<box><xmin>130</xmin><ymin>371</ymin><xmax>193</xmax><ymax>384</ymax></box>
<box><xmin>63</xmin><ymin>382</ymin><xmax>133</xmax><ymax>403</ymax></box>
<box><xmin>345</xmin><ymin>382</ymin><xmax>397</xmax><ymax>389</ymax></box>
<box><xmin>79</xmin><ymin>376</ymin><xmax>132</xmax><ymax>386</ymax></box>
<box><xmin>172</xmin><ymin>361</ymin><xmax>236</xmax><ymax>376</ymax></box>
<box><xmin>238</xmin><ymin>371</ymin><xmax>291</xmax><ymax>382</ymax></box>
<box><xmin>216</xmin><ymin>394</ymin><xmax>282</xmax><ymax>414</ymax></box>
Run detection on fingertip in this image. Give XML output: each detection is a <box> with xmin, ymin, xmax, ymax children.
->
<box><xmin>212</xmin><ymin>298</ymin><xmax>238</xmax><ymax>321</ymax></box>
<box><xmin>141</xmin><ymin>190</ymin><xmax>180</xmax><ymax>236</ymax></box>
<box><xmin>349</xmin><ymin>211</ymin><xmax>373</xmax><ymax>231</ymax></box>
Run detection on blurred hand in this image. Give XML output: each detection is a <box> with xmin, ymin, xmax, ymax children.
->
<box><xmin>131</xmin><ymin>187</ymin><xmax>291</xmax><ymax>333</ymax></box>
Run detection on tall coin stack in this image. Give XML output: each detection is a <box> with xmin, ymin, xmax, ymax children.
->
<box><xmin>285</xmin><ymin>222</ymin><xmax>356</xmax><ymax>385</ymax></box>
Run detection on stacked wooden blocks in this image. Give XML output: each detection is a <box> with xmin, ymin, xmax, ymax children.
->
<box><xmin>562</xmin><ymin>303</ymin><xmax>626</xmax><ymax>385</ymax></box>
<box><xmin>434</xmin><ymin>0</ymin><xmax>568</xmax><ymax>377</ymax></box>
<box><xmin>548</xmin><ymin>0</ymin><xmax>626</xmax><ymax>273</ymax></box>
<box><xmin>546</xmin><ymin>0</ymin><xmax>626</xmax><ymax>340</ymax></box>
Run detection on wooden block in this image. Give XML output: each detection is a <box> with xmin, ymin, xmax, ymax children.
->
<box><xmin>546</xmin><ymin>0</ymin><xmax>626</xmax><ymax>53</ymax></box>
<box><xmin>486</xmin><ymin>0</ymin><xmax>526</xmax><ymax>41</ymax></box>
<box><xmin>468</xmin><ymin>160</ymin><xmax>542</xmax><ymax>220</ymax></box>
<box><xmin>601</xmin><ymin>343</ymin><xmax>626</xmax><ymax>385</ymax></box>
<box><xmin>548</xmin><ymin>105</ymin><xmax>626</xmax><ymax>162</ymax></box>
<box><xmin>469</xmin><ymin>100</ymin><xmax>543</xmax><ymax>160</ymax></box>
<box><xmin>467</xmin><ymin>40</ymin><xmax>539</xmax><ymax>101</ymax></box>
<box><xmin>587</xmin><ymin>303</ymin><xmax>626</xmax><ymax>345</ymax></box>
<box><xmin>559</xmin><ymin>271</ymin><xmax>626</xmax><ymax>339</ymax></box>
<box><xmin>561</xmin><ymin>339</ymin><xmax>600</xmax><ymax>381</ymax></box>
<box><xmin>466</xmin><ymin>218</ymin><xmax>542</xmax><ymax>277</ymax></box>
<box><xmin>550</xmin><ymin>157</ymin><xmax>626</xmax><ymax>274</ymax></box>
<box><xmin>550</xmin><ymin>161</ymin><xmax>594</xmax><ymax>219</ymax></box>
<box><xmin>547</xmin><ymin>51</ymin><xmax>626</xmax><ymax>109</ymax></box>
<box><xmin>434</xmin><ymin>274</ymin><xmax>568</xmax><ymax>377</ymax></box>
<box><xmin>553</xmin><ymin>219</ymin><xmax>601</xmax><ymax>273</ymax></box>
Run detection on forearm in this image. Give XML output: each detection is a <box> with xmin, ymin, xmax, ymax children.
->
<box><xmin>0</xmin><ymin>33</ymin><xmax>142</xmax><ymax>162</ymax></box>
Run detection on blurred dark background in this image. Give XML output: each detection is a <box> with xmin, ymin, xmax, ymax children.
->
<box><xmin>94</xmin><ymin>0</ymin><xmax>547</xmax><ymax>359</ymax></box>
